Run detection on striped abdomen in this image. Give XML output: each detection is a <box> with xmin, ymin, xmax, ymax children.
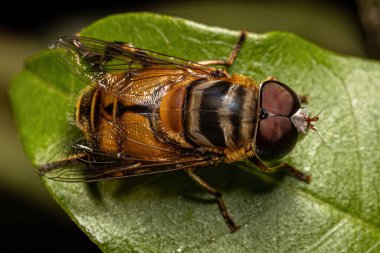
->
<box><xmin>160</xmin><ymin>79</ymin><xmax>258</xmax><ymax>149</ymax></box>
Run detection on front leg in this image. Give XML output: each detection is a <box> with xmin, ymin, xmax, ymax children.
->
<box><xmin>249</xmin><ymin>156</ymin><xmax>311</xmax><ymax>183</ymax></box>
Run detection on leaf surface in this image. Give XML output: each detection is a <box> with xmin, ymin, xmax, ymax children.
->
<box><xmin>10</xmin><ymin>13</ymin><xmax>380</xmax><ymax>252</ymax></box>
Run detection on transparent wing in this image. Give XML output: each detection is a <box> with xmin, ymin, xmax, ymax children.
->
<box><xmin>37</xmin><ymin>145</ymin><xmax>210</xmax><ymax>182</ymax></box>
<box><xmin>37</xmin><ymin>121</ymin><xmax>214</xmax><ymax>182</ymax></box>
<box><xmin>49</xmin><ymin>36</ymin><xmax>214</xmax><ymax>100</ymax></box>
<box><xmin>40</xmin><ymin>159</ymin><xmax>210</xmax><ymax>183</ymax></box>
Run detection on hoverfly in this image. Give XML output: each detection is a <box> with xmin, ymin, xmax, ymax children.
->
<box><xmin>39</xmin><ymin>31</ymin><xmax>319</xmax><ymax>232</ymax></box>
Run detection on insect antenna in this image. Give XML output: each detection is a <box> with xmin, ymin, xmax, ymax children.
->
<box><xmin>313</xmin><ymin>127</ymin><xmax>326</xmax><ymax>145</ymax></box>
<box><xmin>307</xmin><ymin>104</ymin><xmax>329</xmax><ymax>145</ymax></box>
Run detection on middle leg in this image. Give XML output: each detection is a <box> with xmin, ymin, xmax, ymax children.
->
<box><xmin>185</xmin><ymin>168</ymin><xmax>239</xmax><ymax>232</ymax></box>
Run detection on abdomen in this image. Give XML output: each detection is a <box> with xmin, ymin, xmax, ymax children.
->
<box><xmin>160</xmin><ymin>79</ymin><xmax>258</xmax><ymax>150</ymax></box>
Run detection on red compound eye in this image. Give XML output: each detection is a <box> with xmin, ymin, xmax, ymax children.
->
<box><xmin>255</xmin><ymin>115</ymin><xmax>298</xmax><ymax>161</ymax></box>
<box><xmin>255</xmin><ymin>80</ymin><xmax>301</xmax><ymax>161</ymax></box>
<box><xmin>260</xmin><ymin>80</ymin><xmax>301</xmax><ymax>117</ymax></box>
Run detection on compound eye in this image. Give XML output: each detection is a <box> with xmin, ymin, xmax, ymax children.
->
<box><xmin>260</xmin><ymin>81</ymin><xmax>301</xmax><ymax>116</ymax></box>
<box><xmin>255</xmin><ymin>115</ymin><xmax>298</xmax><ymax>161</ymax></box>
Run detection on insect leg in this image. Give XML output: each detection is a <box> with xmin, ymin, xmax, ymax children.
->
<box><xmin>197</xmin><ymin>30</ymin><xmax>247</xmax><ymax>67</ymax></box>
<box><xmin>185</xmin><ymin>168</ymin><xmax>239</xmax><ymax>232</ymax></box>
<box><xmin>249</xmin><ymin>156</ymin><xmax>312</xmax><ymax>183</ymax></box>
<box><xmin>299</xmin><ymin>95</ymin><xmax>309</xmax><ymax>104</ymax></box>
<box><xmin>37</xmin><ymin>153</ymin><xmax>87</xmax><ymax>175</ymax></box>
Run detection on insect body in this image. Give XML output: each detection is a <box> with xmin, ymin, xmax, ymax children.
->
<box><xmin>40</xmin><ymin>31</ymin><xmax>319</xmax><ymax>232</ymax></box>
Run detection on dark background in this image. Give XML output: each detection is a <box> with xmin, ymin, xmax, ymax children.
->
<box><xmin>1</xmin><ymin>0</ymin><xmax>379</xmax><ymax>252</ymax></box>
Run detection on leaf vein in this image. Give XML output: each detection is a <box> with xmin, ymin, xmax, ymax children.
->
<box><xmin>304</xmin><ymin>218</ymin><xmax>348</xmax><ymax>252</ymax></box>
<box><xmin>365</xmin><ymin>238</ymin><xmax>380</xmax><ymax>253</ymax></box>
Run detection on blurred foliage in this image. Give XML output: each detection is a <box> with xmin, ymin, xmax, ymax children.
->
<box><xmin>357</xmin><ymin>0</ymin><xmax>380</xmax><ymax>58</ymax></box>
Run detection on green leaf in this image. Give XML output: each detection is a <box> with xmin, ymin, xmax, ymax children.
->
<box><xmin>10</xmin><ymin>13</ymin><xmax>380</xmax><ymax>252</ymax></box>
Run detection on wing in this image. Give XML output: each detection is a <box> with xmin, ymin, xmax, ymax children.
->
<box><xmin>37</xmin><ymin>121</ymin><xmax>216</xmax><ymax>182</ymax></box>
<box><xmin>37</xmin><ymin>142</ymin><xmax>212</xmax><ymax>182</ymax></box>
<box><xmin>38</xmin><ymin>156</ymin><xmax>210</xmax><ymax>183</ymax></box>
<box><xmin>49</xmin><ymin>36</ymin><xmax>216</xmax><ymax>101</ymax></box>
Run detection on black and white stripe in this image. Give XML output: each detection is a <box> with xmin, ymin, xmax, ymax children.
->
<box><xmin>185</xmin><ymin>80</ymin><xmax>257</xmax><ymax>148</ymax></box>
